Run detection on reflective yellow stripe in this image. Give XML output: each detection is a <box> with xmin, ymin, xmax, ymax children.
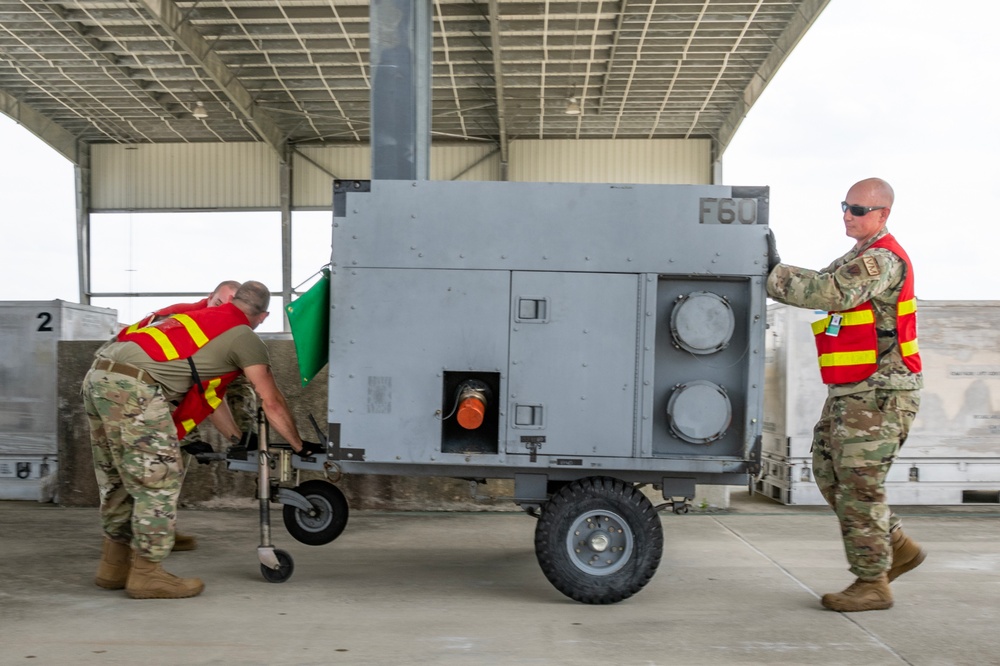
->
<box><xmin>141</xmin><ymin>327</ymin><xmax>179</xmax><ymax>360</ymax></box>
<box><xmin>172</xmin><ymin>314</ymin><xmax>210</xmax><ymax>348</ymax></box>
<box><xmin>811</xmin><ymin>309</ymin><xmax>874</xmax><ymax>335</ymax></box>
<box><xmin>898</xmin><ymin>299</ymin><xmax>917</xmax><ymax>316</ymax></box>
<box><xmin>180</xmin><ymin>418</ymin><xmax>196</xmax><ymax>435</ymax></box>
<box><xmin>900</xmin><ymin>339</ymin><xmax>919</xmax><ymax>357</ymax></box>
<box><xmin>204</xmin><ymin>378</ymin><xmax>223</xmax><ymax>410</ymax></box>
<box><xmin>818</xmin><ymin>350</ymin><xmax>878</xmax><ymax>368</ymax></box>
<box><xmin>841</xmin><ymin>310</ymin><xmax>874</xmax><ymax>326</ymax></box>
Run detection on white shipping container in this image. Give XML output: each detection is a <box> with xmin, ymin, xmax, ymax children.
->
<box><xmin>0</xmin><ymin>300</ymin><xmax>118</xmax><ymax>501</ymax></box>
<box><xmin>760</xmin><ymin>301</ymin><xmax>1000</xmax><ymax>505</ymax></box>
<box><xmin>762</xmin><ymin>303</ymin><xmax>828</xmax><ymax>461</ymax></box>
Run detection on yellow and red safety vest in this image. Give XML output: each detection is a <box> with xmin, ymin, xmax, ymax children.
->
<box><xmin>132</xmin><ymin>298</ymin><xmax>210</xmax><ymax>329</ymax></box>
<box><xmin>811</xmin><ymin>234</ymin><xmax>921</xmax><ymax>384</ymax></box>
<box><xmin>117</xmin><ymin>303</ymin><xmax>250</xmax><ymax>438</ymax></box>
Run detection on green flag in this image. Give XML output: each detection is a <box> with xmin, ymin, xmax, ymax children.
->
<box><xmin>285</xmin><ymin>268</ymin><xmax>330</xmax><ymax>386</ymax></box>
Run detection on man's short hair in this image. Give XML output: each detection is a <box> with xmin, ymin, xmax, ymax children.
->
<box><xmin>211</xmin><ymin>280</ymin><xmax>241</xmax><ymax>297</ymax></box>
<box><xmin>234</xmin><ymin>281</ymin><xmax>270</xmax><ymax>316</ymax></box>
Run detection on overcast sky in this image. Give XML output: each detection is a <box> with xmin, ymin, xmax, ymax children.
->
<box><xmin>2</xmin><ymin>0</ymin><xmax>999</xmax><ymax>332</ymax></box>
<box><xmin>724</xmin><ymin>0</ymin><xmax>1000</xmax><ymax>303</ymax></box>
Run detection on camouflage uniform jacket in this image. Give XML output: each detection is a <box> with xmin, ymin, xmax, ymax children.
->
<box><xmin>766</xmin><ymin>227</ymin><xmax>924</xmax><ymax>397</ymax></box>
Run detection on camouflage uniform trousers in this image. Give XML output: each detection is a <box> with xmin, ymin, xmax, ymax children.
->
<box><xmin>178</xmin><ymin>376</ymin><xmax>258</xmax><ymax>477</ymax></box>
<box><xmin>812</xmin><ymin>388</ymin><xmax>920</xmax><ymax>579</ymax></box>
<box><xmin>82</xmin><ymin>368</ymin><xmax>183</xmax><ymax>562</ymax></box>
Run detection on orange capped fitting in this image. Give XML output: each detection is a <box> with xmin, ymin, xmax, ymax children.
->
<box><xmin>456</xmin><ymin>392</ymin><xmax>487</xmax><ymax>430</ymax></box>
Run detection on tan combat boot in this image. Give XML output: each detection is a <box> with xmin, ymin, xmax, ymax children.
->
<box><xmin>821</xmin><ymin>573</ymin><xmax>893</xmax><ymax>612</ymax></box>
<box><xmin>94</xmin><ymin>538</ymin><xmax>131</xmax><ymax>589</ymax></box>
<box><xmin>125</xmin><ymin>552</ymin><xmax>205</xmax><ymax>599</ymax></box>
<box><xmin>888</xmin><ymin>528</ymin><xmax>926</xmax><ymax>582</ymax></box>
<box><xmin>172</xmin><ymin>531</ymin><xmax>198</xmax><ymax>552</ymax></box>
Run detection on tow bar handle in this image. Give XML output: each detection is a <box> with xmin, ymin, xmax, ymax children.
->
<box><xmin>307</xmin><ymin>413</ymin><xmax>329</xmax><ymax>448</ymax></box>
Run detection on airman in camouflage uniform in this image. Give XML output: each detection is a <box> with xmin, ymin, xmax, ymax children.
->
<box><xmin>127</xmin><ymin>281</ymin><xmax>257</xmax><ymax>552</ymax></box>
<box><xmin>766</xmin><ymin>178</ymin><xmax>926</xmax><ymax>612</ymax></box>
<box><xmin>85</xmin><ymin>281</ymin><xmax>319</xmax><ymax>599</ymax></box>
<box><xmin>85</xmin><ymin>369</ymin><xmax>183</xmax><ymax>563</ymax></box>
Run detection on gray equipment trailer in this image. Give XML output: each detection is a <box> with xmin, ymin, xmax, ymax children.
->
<box><xmin>228</xmin><ymin>179</ymin><xmax>771</xmax><ymax>603</ymax></box>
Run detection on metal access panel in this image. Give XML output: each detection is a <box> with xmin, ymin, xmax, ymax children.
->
<box><xmin>507</xmin><ymin>271</ymin><xmax>640</xmax><ymax>459</ymax></box>
<box><xmin>327</xmin><ymin>180</ymin><xmax>769</xmax><ymax>485</ymax></box>
<box><xmin>328</xmin><ymin>267</ymin><xmax>510</xmax><ymax>463</ymax></box>
<box><xmin>652</xmin><ymin>278</ymin><xmax>758</xmax><ymax>457</ymax></box>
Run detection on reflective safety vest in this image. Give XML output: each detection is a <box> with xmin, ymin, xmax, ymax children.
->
<box><xmin>132</xmin><ymin>298</ymin><xmax>210</xmax><ymax>329</ymax></box>
<box><xmin>811</xmin><ymin>234</ymin><xmax>921</xmax><ymax>384</ymax></box>
<box><xmin>169</xmin><ymin>369</ymin><xmax>242</xmax><ymax>440</ymax></box>
<box><xmin>117</xmin><ymin>303</ymin><xmax>250</xmax><ymax>438</ymax></box>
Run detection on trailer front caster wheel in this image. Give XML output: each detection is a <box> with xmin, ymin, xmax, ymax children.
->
<box><xmin>282</xmin><ymin>480</ymin><xmax>349</xmax><ymax>546</ymax></box>
<box><xmin>534</xmin><ymin>476</ymin><xmax>663</xmax><ymax>604</ymax></box>
<box><xmin>261</xmin><ymin>549</ymin><xmax>294</xmax><ymax>583</ymax></box>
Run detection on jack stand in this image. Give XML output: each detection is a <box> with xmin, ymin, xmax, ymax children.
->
<box><xmin>255</xmin><ymin>408</ymin><xmax>295</xmax><ymax>582</ymax></box>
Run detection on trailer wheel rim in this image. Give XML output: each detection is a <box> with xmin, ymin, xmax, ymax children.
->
<box><xmin>565</xmin><ymin>509</ymin><xmax>634</xmax><ymax>576</ymax></box>
<box><xmin>295</xmin><ymin>493</ymin><xmax>333</xmax><ymax>532</ymax></box>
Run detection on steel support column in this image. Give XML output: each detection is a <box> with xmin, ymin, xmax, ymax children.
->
<box><xmin>280</xmin><ymin>148</ymin><xmax>293</xmax><ymax>331</ymax></box>
<box><xmin>370</xmin><ymin>0</ymin><xmax>432</xmax><ymax>180</ymax></box>
<box><xmin>75</xmin><ymin>144</ymin><xmax>91</xmax><ymax>305</ymax></box>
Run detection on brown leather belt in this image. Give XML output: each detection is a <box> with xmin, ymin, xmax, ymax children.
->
<box><xmin>93</xmin><ymin>358</ymin><xmax>158</xmax><ymax>386</ymax></box>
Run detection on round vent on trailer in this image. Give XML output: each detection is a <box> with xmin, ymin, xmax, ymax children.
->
<box><xmin>665</xmin><ymin>380</ymin><xmax>732</xmax><ymax>444</ymax></box>
<box><xmin>669</xmin><ymin>291</ymin><xmax>735</xmax><ymax>354</ymax></box>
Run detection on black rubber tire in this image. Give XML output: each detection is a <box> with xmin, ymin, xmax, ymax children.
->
<box><xmin>260</xmin><ymin>549</ymin><xmax>294</xmax><ymax>583</ymax></box>
<box><xmin>534</xmin><ymin>476</ymin><xmax>663</xmax><ymax>604</ymax></box>
<box><xmin>282</xmin><ymin>480</ymin><xmax>349</xmax><ymax>546</ymax></box>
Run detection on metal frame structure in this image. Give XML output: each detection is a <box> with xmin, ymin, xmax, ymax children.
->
<box><xmin>1</xmin><ymin>1</ymin><xmax>830</xmax><ymax>308</ymax></box>
<box><xmin>1</xmin><ymin>1</ymin><xmax>829</xmax><ymax>155</ymax></box>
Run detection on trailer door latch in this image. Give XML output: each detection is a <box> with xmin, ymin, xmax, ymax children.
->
<box><xmin>521</xmin><ymin>436</ymin><xmax>545</xmax><ymax>462</ymax></box>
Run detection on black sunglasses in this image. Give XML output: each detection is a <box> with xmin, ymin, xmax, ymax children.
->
<box><xmin>841</xmin><ymin>201</ymin><xmax>886</xmax><ymax>216</ymax></box>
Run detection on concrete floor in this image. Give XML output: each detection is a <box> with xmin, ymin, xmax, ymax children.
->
<box><xmin>1</xmin><ymin>493</ymin><xmax>998</xmax><ymax>666</ymax></box>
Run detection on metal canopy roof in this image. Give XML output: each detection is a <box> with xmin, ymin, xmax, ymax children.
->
<box><xmin>0</xmin><ymin>0</ymin><xmax>829</xmax><ymax>165</ymax></box>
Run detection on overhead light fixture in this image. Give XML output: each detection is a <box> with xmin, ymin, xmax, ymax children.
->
<box><xmin>564</xmin><ymin>96</ymin><xmax>581</xmax><ymax>116</ymax></box>
<box><xmin>192</xmin><ymin>101</ymin><xmax>208</xmax><ymax>119</ymax></box>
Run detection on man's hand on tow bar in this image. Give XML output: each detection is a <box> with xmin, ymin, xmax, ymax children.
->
<box><xmin>180</xmin><ymin>441</ymin><xmax>215</xmax><ymax>464</ymax></box>
<box><xmin>295</xmin><ymin>441</ymin><xmax>325</xmax><ymax>458</ymax></box>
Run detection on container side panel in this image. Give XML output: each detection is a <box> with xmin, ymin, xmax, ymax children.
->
<box><xmin>328</xmin><ymin>268</ymin><xmax>510</xmax><ymax>462</ymax></box>
<box><xmin>506</xmin><ymin>272</ymin><xmax>640</xmax><ymax>458</ymax></box>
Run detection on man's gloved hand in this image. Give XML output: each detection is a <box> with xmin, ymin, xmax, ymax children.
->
<box><xmin>296</xmin><ymin>441</ymin><xmax>325</xmax><ymax>458</ymax></box>
<box><xmin>766</xmin><ymin>229</ymin><xmax>781</xmax><ymax>272</ymax></box>
<box><xmin>180</xmin><ymin>441</ymin><xmax>214</xmax><ymax>464</ymax></box>
<box><xmin>239</xmin><ymin>431</ymin><xmax>259</xmax><ymax>450</ymax></box>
